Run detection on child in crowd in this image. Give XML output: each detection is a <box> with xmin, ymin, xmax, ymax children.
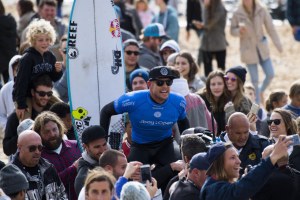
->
<box><xmin>135</xmin><ymin>0</ymin><xmax>154</xmax><ymax>28</ymax></box>
<box><xmin>283</xmin><ymin>80</ymin><xmax>300</xmax><ymax>117</ymax></box>
<box><xmin>13</xmin><ymin>19</ymin><xmax>63</xmax><ymax>122</ymax></box>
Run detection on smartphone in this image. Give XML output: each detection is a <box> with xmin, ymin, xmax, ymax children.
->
<box><xmin>140</xmin><ymin>164</ymin><xmax>152</xmax><ymax>184</ymax></box>
<box><xmin>286</xmin><ymin>134</ymin><xmax>300</xmax><ymax>146</ymax></box>
<box><xmin>250</xmin><ymin>103</ymin><xmax>260</xmax><ymax>115</ymax></box>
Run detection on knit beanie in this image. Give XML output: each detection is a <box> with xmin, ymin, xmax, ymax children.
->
<box><xmin>0</xmin><ymin>164</ymin><xmax>29</xmax><ymax>195</ymax></box>
<box><xmin>129</xmin><ymin>69</ymin><xmax>149</xmax><ymax>85</ymax></box>
<box><xmin>82</xmin><ymin>125</ymin><xmax>107</xmax><ymax>144</ymax></box>
<box><xmin>226</xmin><ymin>66</ymin><xmax>247</xmax><ymax>84</ymax></box>
<box><xmin>170</xmin><ymin>78</ymin><xmax>190</xmax><ymax>97</ymax></box>
<box><xmin>17</xmin><ymin>119</ymin><xmax>34</xmax><ymax>135</ymax></box>
<box><xmin>120</xmin><ymin>181</ymin><xmax>151</xmax><ymax>200</ymax></box>
<box><xmin>160</xmin><ymin>40</ymin><xmax>180</xmax><ymax>53</ymax></box>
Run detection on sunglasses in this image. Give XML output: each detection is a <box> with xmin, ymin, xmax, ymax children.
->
<box><xmin>35</xmin><ymin>90</ymin><xmax>53</xmax><ymax>97</ymax></box>
<box><xmin>28</xmin><ymin>145</ymin><xmax>43</xmax><ymax>152</ymax></box>
<box><xmin>125</xmin><ymin>51</ymin><xmax>139</xmax><ymax>56</ymax></box>
<box><xmin>154</xmin><ymin>79</ymin><xmax>173</xmax><ymax>86</ymax></box>
<box><xmin>267</xmin><ymin>119</ymin><xmax>281</xmax><ymax>126</ymax></box>
<box><xmin>224</xmin><ymin>76</ymin><xmax>237</xmax><ymax>82</ymax></box>
<box><xmin>62</xmin><ymin>48</ymin><xmax>67</xmax><ymax>54</ymax></box>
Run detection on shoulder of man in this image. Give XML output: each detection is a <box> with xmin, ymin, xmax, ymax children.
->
<box><xmin>250</xmin><ymin>134</ymin><xmax>270</xmax><ymax>149</ymax></box>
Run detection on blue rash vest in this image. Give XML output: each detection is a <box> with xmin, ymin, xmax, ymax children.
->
<box><xmin>114</xmin><ymin>90</ymin><xmax>187</xmax><ymax>144</ymax></box>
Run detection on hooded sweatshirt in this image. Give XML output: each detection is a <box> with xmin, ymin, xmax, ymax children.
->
<box><xmin>0</xmin><ymin>55</ymin><xmax>22</xmax><ymax>132</ymax></box>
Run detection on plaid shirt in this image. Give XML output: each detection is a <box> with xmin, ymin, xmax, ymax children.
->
<box><xmin>41</xmin><ymin>140</ymin><xmax>81</xmax><ymax>200</ymax></box>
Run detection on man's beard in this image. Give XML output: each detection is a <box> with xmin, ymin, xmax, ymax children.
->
<box><xmin>43</xmin><ymin>135</ymin><xmax>63</xmax><ymax>150</ymax></box>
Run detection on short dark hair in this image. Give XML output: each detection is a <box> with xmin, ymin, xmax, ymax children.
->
<box><xmin>18</xmin><ymin>0</ymin><xmax>34</xmax><ymax>16</ymax></box>
<box><xmin>99</xmin><ymin>149</ymin><xmax>125</xmax><ymax>168</ymax></box>
<box><xmin>181</xmin><ymin>134</ymin><xmax>207</xmax><ymax>161</ymax></box>
<box><xmin>31</xmin><ymin>74</ymin><xmax>53</xmax><ymax>90</ymax></box>
<box><xmin>50</xmin><ymin>102</ymin><xmax>70</xmax><ymax>118</ymax></box>
<box><xmin>39</xmin><ymin>0</ymin><xmax>57</xmax><ymax>8</ymax></box>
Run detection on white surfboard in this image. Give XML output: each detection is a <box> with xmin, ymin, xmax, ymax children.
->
<box><xmin>67</xmin><ymin>0</ymin><xmax>125</xmax><ymax>150</ymax></box>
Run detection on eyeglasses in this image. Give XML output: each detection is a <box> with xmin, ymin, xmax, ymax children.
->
<box><xmin>35</xmin><ymin>90</ymin><xmax>53</xmax><ymax>97</ymax></box>
<box><xmin>125</xmin><ymin>51</ymin><xmax>139</xmax><ymax>56</ymax></box>
<box><xmin>28</xmin><ymin>145</ymin><xmax>43</xmax><ymax>152</ymax></box>
<box><xmin>62</xmin><ymin>48</ymin><xmax>67</xmax><ymax>54</ymax></box>
<box><xmin>224</xmin><ymin>76</ymin><xmax>237</xmax><ymax>82</ymax></box>
<box><xmin>153</xmin><ymin>79</ymin><xmax>173</xmax><ymax>86</ymax></box>
<box><xmin>267</xmin><ymin>119</ymin><xmax>281</xmax><ymax>126</ymax></box>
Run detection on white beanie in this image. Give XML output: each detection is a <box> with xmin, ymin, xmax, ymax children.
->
<box><xmin>170</xmin><ymin>78</ymin><xmax>190</xmax><ymax>97</ymax></box>
<box><xmin>17</xmin><ymin>119</ymin><xmax>34</xmax><ymax>136</ymax></box>
<box><xmin>160</xmin><ymin>40</ymin><xmax>180</xmax><ymax>52</ymax></box>
<box><xmin>120</xmin><ymin>181</ymin><xmax>151</xmax><ymax>200</ymax></box>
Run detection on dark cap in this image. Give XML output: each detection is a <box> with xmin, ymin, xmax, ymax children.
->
<box><xmin>149</xmin><ymin>66</ymin><xmax>178</xmax><ymax>80</ymax></box>
<box><xmin>206</xmin><ymin>142</ymin><xmax>229</xmax><ymax>173</ymax></box>
<box><xmin>0</xmin><ymin>164</ymin><xmax>29</xmax><ymax>195</ymax></box>
<box><xmin>129</xmin><ymin>69</ymin><xmax>149</xmax><ymax>85</ymax></box>
<box><xmin>82</xmin><ymin>125</ymin><xmax>107</xmax><ymax>144</ymax></box>
<box><xmin>189</xmin><ymin>152</ymin><xmax>210</xmax><ymax>171</ymax></box>
<box><xmin>226</xmin><ymin>66</ymin><xmax>247</xmax><ymax>84</ymax></box>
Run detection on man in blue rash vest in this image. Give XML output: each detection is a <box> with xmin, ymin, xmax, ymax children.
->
<box><xmin>100</xmin><ymin>66</ymin><xmax>190</xmax><ymax>165</ymax></box>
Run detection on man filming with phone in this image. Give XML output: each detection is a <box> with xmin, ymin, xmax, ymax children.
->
<box><xmin>219</xmin><ymin>112</ymin><xmax>270</xmax><ymax>175</ymax></box>
<box><xmin>101</xmin><ymin>66</ymin><xmax>189</xmax><ymax>166</ymax></box>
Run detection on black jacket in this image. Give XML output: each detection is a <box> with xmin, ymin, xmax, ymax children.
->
<box><xmin>170</xmin><ymin>177</ymin><xmax>201</xmax><ymax>200</ymax></box>
<box><xmin>220</xmin><ymin>132</ymin><xmax>270</xmax><ymax>175</ymax></box>
<box><xmin>13</xmin><ymin>47</ymin><xmax>62</xmax><ymax>109</ymax></box>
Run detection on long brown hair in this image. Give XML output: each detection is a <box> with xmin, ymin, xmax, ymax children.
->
<box><xmin>175</xmin><ymin>52</ymin><xmax>198</xmax><ymax>83</ymax></box>
<box><xmin>200</xmin><ymin>70</ymin><xmax>230</xmax><ymax>112</ymax></box>
<box><xmin>0</xmin><ymin>0</ymin><xmax>5</xmax><ymax>16</ymax></box>
<box><xmin>272</xmin><ymin>108</ymin><xmax>297</xmax><ymax>136</ymax></box>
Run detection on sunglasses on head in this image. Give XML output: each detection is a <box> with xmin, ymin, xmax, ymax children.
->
<box><xmin>154</xmin><ymin>79</ymin><xmax>173</xmax><ymax>86</ymax></box>
<box><xmin>28</xmin><ymin>145</ymin><xmax>43</xmax><ymax>152</ymax></box>
<box><xmin>267</xmin><ymin>119</ymin><xmax>281</xmax><ymax>126</ymax></box>
<box><xmin>224</xmin><ymin>76</ymin><xmax>237</xmax><ymax>82</ymax></box>
<box><xmin>35</xmin><ymin>90</ymin><xmax>53</xmax><ymax>97</ymax></box>
<box><xmin>125</xmin><ymin>50</ymin><xmax>139</xmax><ymax>56</ymax></box>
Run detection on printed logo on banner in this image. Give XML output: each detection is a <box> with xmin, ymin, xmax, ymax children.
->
<box><xmin>111</xmin><ymin>49</ymin><xmax>122</xmax><ymax>74</ymax></box>
<box><xmin>109</xmin><ymin>19</ymin><xmax>121</xmax><ymax>38</ymax></box>
<box><xmin>110</xmin><ymin>0</ymin><xmax>114</xmax><ymax>6</ymax></box>
<box><xmin>72</xmin><ymin>107</ymin><xmax>91</xmax><ymax>132</ymax></box>
<box><xmin>68</xmin><ymin>21</ymin><xmax>79</xmax><ymax>59</ymax></box>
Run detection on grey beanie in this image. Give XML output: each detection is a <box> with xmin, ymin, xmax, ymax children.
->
<box><xmin>0</xmin><ymin>164</ymin><xmax>29</xmax><ymax>195</ymax></box>
<box><xmin>120</xmin><ymin>181</ymin><xmax>151</xmax><ymax>200</ymax></box>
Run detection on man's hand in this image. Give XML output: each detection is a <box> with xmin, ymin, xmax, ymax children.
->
<box><xmin>146</xmin><ymin>178</ymin><xmax>158</xmax><ymax>198</ymax></box>
<box><xmin>16</xmin><ymin>108</ymin><xmax>26</xmax><ymax>121</ymax></box>
<box><xmin>170</xmin><ymin>160</ymin><xmax>185</xmax><ymax>172</ymax></box>
<box><xmin>123</xmin><ymin>161</ymin><xmax>142</xmax><ymax>180</ymax></box>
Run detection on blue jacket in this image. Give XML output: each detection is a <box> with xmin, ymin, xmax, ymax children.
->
<box><xmin>200</xmin><ymin>157</ymin><xmax>275</xmax><ymax>200</ymax></box>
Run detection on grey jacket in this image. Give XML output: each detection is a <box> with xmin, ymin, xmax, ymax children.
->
<box><xmin>138</xmin><ymin>43</ymin><xmax>162</xmax><ymax>70</ymax></box>
<box><xmin>200</xmin><ymin>2</ymin><xmax>227</xmax><ymax>51</ymax></box>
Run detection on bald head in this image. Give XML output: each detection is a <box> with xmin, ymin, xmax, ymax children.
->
<box><xmin>226</xmin><ymin>112</ymin><xmax>250</xmax><ymax>149</ymax></box>
<box><xmin>18</xmin><ymin>130</ymin><xmax>41</xmax><ymax>146</ymax></box>
<box><xmin>18</xmin><ymin>130</ymin><xmax>42</xmax><ymax>167</ymax></box>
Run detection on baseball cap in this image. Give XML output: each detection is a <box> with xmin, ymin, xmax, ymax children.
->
<box><xmin>189</xmin><ymin>152</ymin><xmax>210</xmax><ymax>171</ymax></box>
<box><xmin>149</xmin><ymin>66</ymin><xmax>178</xmax><ymax>80</ymax></box>
<box><xmin>129</xmin><ymin>69</ymin><xmax>149</xmax><ymax>85</ymax></box>
<box><xmin>123</xmin><ymin>39</ymin><xmax>139</xmax><ymax>49</ymax></box>
<box><xmin>142</xmin><ymin>23</ymin><xmax>166</xmax><ymax>38</ymax></box>
<box><xmin>82</xmin><ymin>125</ymin><xmax>107</xmax><ymax>144</ymax></box>
<box><xmin>17</xmin><ymin>119</ymin><xmax>34</xmax><ymax>136</ymax></box>
<box><xmin>206</xmin><ymin>142</ymin><xmax>232</xmax><ymax>173</ymax></box>
<box><xmin>160</xmin><ymin>40</ymin><xmax>180</xmax><ymax>52</ymax></box>
<box><xmin>0</xmin><ymin>164</ymin><xmax>29</xmax><ymax>195</ymax></box>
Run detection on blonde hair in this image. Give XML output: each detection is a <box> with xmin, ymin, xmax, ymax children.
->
<box><xmin>84</xmin><ymin>168</ymin><xmax>116</xmax><ymax>195</ymax></box>
<box><xmin>26</xmin><ymin>19</ymin><xmax>56</xmax><ymax>46</ymax></box>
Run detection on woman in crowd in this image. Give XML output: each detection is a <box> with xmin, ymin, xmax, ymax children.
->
<box><xmin>252</xmin><ymin>108</ymin><xmax>299</xmax><ymax>200</ymax></box>
<box><xmin>195</xmin><ymin>0</ymin><xmax>227</xmax><ymax>76</ymax></box>
<box><xmin>230</xmin><ymin>0</ymin><xmax>282</xmax><ymax>104</ymax></box>
<box><xmin>174</xmin><ymin>52</ymin><xmax>205</xmax><ymax>93</ymax></box>
<box><xmin>200</xmin><ymin>138</ymin><xmax>292</xmax><ymax>200</ymax></box>
<box><xmin>198</xmin><ymin>70</ymin><xmax>230</xmax><ymax>135</ymax></box>
<box><xmin>259</xmin><ymin>90</ymin><xmax>288</xmax><ymax>137</ymax></box>
<box><xmin>224</xmin><ymin>66</ymin><xmax>252</xmax><ymax>116</ymax></box>
<box><xmin>17</xmin><ymin>0</ymin><xmax>36</xmax><ymax>38</ymax></box>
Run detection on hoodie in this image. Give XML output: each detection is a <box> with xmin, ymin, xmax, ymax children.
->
<box><xmin>0</xmin><ymin>55</ymin><xmax>22</xmax><ymax>132</ymax></box>
<box><xmin>12</xmin><ymin>47</ymin><xmax>63</xmax><ymax>109</ymax></box>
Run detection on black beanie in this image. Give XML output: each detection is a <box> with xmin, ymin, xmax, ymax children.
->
<box><xmin>82</xmin><ymin>125</ymin><xmax>107</xmax><ymax>144</ymax></box>
<box><xmin>0</xmin><ymin>164</ymin><xmax>29</xmax><ymax>195</ymax></box>
<box><xmin>226</xmin><ymin>66</ymin><xmax>247</xmax><ymax>84</ymax></box>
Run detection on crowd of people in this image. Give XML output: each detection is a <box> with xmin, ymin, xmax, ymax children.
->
<box><xmin>0</xmin><ymin>0</ymin><xmax>300</xmax><ymax>199</ymax></box>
